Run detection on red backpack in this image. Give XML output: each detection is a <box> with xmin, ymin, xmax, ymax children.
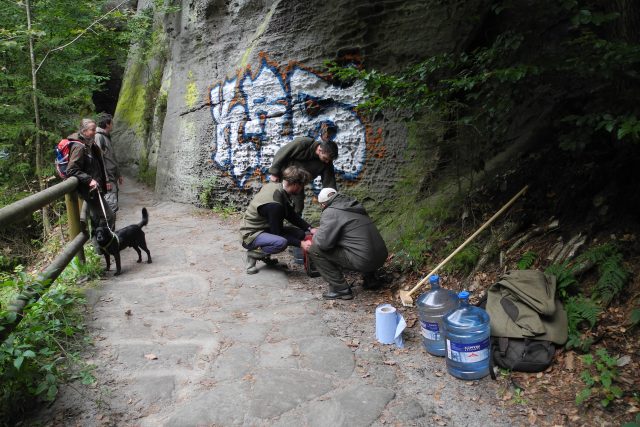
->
<box><xmin>54</xmin><ymin>138</ymin><xmax>80</xmax><ymax>179</ymax></box>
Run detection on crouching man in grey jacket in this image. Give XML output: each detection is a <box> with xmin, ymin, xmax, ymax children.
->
<box><xmin>301</xmin><ymin>188</ymin><xmax>388</xmax><ymax>300</ymax></box>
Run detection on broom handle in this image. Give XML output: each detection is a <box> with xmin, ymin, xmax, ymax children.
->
<box><xmin>405</xmin><ymin>185</ymin><xmax>529</xmax><ymax>298</ymax></box>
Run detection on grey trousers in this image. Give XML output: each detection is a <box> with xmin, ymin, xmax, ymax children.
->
<box><xmin>307</xmin><ymin>245</ymin><xmax>355</xmax><ymax>292</ymax></box>
<box><xmin>104</xmin><ymin>182</ymin><xmax>119</xmax><ymax>213</ymax></box>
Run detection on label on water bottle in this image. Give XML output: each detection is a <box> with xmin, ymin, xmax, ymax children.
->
<box><xmin>446</xmin><ymin>338</ymin><xmax>490</xmax><ymax>363</ymax></box>
<box><xmin>420</xmin><ymin>320</ymin><xmax>440</xmax><ymax>341</ymax></box>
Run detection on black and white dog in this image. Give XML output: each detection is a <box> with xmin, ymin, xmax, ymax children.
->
<box><xmin>95</xmin><ymin>208</ymin><xmax>152</xmax><ymax>275</ymax></box>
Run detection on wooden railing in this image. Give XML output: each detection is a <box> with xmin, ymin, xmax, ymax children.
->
<box><xmin>0</xmin><ymin>177</ymin><xmax>88</xmax><ymax>340</ymax></box>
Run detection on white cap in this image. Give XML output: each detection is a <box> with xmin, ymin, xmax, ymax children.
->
<box><xmin>318</xmin><ymin>188</ymin><xmax>337</xmax><ymax>204</ymax></box>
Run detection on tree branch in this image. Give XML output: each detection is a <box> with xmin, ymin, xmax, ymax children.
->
<box><xmin>35</xmin><ymin>0</ymin><xmax>131</xmax><ymax>74</ymax></box>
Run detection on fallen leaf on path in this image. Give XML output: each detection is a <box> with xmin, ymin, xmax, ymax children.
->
<box><xmin>527</xmin><ymin>410</ymin><xmax>537</xmax><ymax>425</ymax></box>
<box><xmin>564</xmin><ymin>352</ymin><xmax>574</xmax><ymax>371</ymax></box>
<box><xmin>144</xmin><ymin>354</ymin><xmax>158</xmax><ymax>360</ymax></box>
<box><xmin>617</xmin><ymin>355</ymin><xmax>631</xmax><ymax>367</ymax></box>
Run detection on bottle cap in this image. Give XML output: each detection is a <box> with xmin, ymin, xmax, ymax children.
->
<box><xmin>458</xmin><ymin>290</ymin><xmax>470</xmax><ymax>299</ymax></box>
<box><xmin>429</xmin><ymin>274</ymin><xmax>439</xmax><ymax>284</ymax></box>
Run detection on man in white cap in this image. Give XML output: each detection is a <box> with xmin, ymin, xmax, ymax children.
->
<box><xmin>301</xmin><ymin>188</ymin><xmax>388</xmax><ymax>300</ymax></box>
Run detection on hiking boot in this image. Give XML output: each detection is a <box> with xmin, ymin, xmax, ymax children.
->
<box><xmin>245</xmin><ymin>250</ymin><xmax>266</xmax><ymax>274</ymax></box>
<box><xmin>322</xmin><ymin>287</ymin><xmax>354</xmax><ymax>300</ymax></box>
<box><xmin>262</xmin><ymin>255</ymin><xmax>279</xmax><ymax>266</ymax></box>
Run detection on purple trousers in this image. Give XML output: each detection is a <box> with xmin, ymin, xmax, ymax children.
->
<box><xmin>245</xmin><ymin>226</ymin><xmax>305</xmax><ymax>254</ymax></box>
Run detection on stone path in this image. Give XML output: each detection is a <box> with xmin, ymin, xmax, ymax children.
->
<box><xmin>35</xmin><ymin>180</ymin><xmax>517</xmax><ymax>426</ymax></box>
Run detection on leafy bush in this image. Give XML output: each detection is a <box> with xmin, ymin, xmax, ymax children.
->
<box><xmin>517</xmin><ymin>251</ymin><xmax>537</xmax><ymax>270</ymax></box>
<box><xmin>576</xmin><ymin>348</ymin><xmax>623</xmax><ymax>407</ymax></box>
<box><xmin>0</xmin><ymin>247</ymin><xmax>101</xmax><ymax>422</ymax></box>
<box><xmin>565</xmin><ymin>295</ymin><xmax>602</xmax><ymax>352</ymax></box>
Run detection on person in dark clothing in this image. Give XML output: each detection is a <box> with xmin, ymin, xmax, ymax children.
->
<box><xmin>301</xmin><ymin>188</ymin><xmax>388</xmax><ymax>300</ymax></box>
<box><xmin>65</xmin><ymin>118</ymin><xmax>115</xmax><ymax>234</ymax></box>
<box><xmin>268</xmin><ymin>123</ymin><xmax>339</xmax><ymax>214</ymax></box>
<box><xmin>239</xmin><ymin>165</ymin><xmax>315</xmax><ymax>274</ymax></box>
<box><xmin>95</xmin><ymin>113</ymin><xmax>123</xmax><ymax>215</ymax></box>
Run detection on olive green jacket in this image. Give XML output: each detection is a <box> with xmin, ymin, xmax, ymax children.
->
<box><xmin>487</xmin><ymin>270</ymin><xmax>568</xmax><ymax>345</ymax></box>
<box><xmin>240</xmin><ymin>182</ymin><xmax>300</xmax><ymax>245</ymax></box>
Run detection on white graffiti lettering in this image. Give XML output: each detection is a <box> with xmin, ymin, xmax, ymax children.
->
<box><xmin>209</xmin><ymin>55</ymin><xmax>368</xmax><ymax>187</ymax></box>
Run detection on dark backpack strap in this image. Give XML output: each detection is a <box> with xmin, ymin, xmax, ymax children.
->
<box><xmin>489</xmin><ymin>338</ymin><xmax>497</xmax><ymax>380</ymax></box>
<box><xmin>498</xmin><ymin>337</ymin><xmax>509</xmax><ymax>354</ymax></box>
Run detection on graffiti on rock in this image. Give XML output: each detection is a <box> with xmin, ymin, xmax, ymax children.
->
<box><xmin>209</xmin><ymin>54</ymin><xmax>370</xmax><ymax>187</ymax></box>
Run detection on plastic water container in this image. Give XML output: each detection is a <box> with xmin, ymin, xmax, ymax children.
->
<box><xmin>292</xmin><ymin>246</ymin><xmax>304</xmax><ymax>264</ymax></box>
<box><xmin>415</xmin><ymin>275</ymin><xmax>458</xmax><ymax>356</ymax></box>
<box><xmin>443</xmin><ymin>290</ymin><xmax>491</xmax><ymax>380</ymax></box>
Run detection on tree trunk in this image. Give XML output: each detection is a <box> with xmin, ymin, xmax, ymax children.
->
<box><xmin>25</xmin><ymin>0</ymin><xmax>51</xmax><ymax>235</ymax></box>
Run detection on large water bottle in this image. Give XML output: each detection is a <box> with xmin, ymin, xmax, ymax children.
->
<box><xmin>416</xmin><ymin>275</ymin><xmax>458</xmax><ymax>356</ymax></box>
<box><xmin>443</xmin><ymin>290</ymin><xmax>491</xmax><ymax>380</ymax></box>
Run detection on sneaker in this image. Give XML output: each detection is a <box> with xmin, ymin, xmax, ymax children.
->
<box><xmin>322</xmin><ymin>288</ymin><xmax>354</xmax><ymax>300</ymax></box>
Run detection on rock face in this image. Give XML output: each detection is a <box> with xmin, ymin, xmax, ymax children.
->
<box><xmin>113</xmin><ymin>0</ymin><xmax>489</xmax><ymax>207</ymax></box>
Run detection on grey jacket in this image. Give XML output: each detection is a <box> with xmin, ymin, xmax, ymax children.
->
<box><xmin>95</xmin><ymin>128</ymin><xmax>120</xmax><ymax>183</ymax></box>
<box><xmin>313</xmin><ymin>194</ymin><xmax>388</xmax><ymax>272</ymax></box>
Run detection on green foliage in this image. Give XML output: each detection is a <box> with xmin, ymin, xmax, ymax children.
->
<box><xmin>565</xmin><ymin>295</ymin><xmax>601</xmax><ymax>351</ymax></box>
<box><xmin>0</xmin><ymin>248</ymin><xmax>101</xmax><ymax>421</ymax></box>
<box><xmin>592</xmin><ymin>252</ymin><xmax>628</xmax><ymax>305</ymax></box>
<box><xmin>576</xmin><ymin>348</ymin><xmax>623</xmax><ymax>407</ymax></box>
<box><xmin>211</xmin><ymin>204</ymin><xmax>239</xmax><ymax>219</ymax></box>
<box><xmin>545</xmin><ymin>261</ymin><xmax>578</xmax><ymax>300</ymax></box>
<box><xmin>622</xmin><ymin>414</ymin><xmax>640</xmax><ymax>427</ymax></box>
<box><xmin>516</xmin><ymin>251</ymin><xmax>537</xmax><ymax>270</ymax></box>
<box><xmin>631</xmin><ymin>308</ymin><xmax>640</xmax><ymax>329</ymax></box>
<box><xmin>137</xmin><ymin>149</ymin><xmax>156</xmax><ymax>188</ymax></box>
<box><xmin>544</xmin><ymin>243</ymin><xmax>627</xmax><ymax>351</ymax></box>
<box><xmin>198</xmin><ymin>176</ymin><xmax>219</xmax><ymax>207</ymax></box>
<box><xmin>327</xmin><ymin>0</ymin><xmax>640</xmax><ymax>159</ymax></box>
<box><xmin>443</xmin><ymin>243</ymin><xmax>480</xmax><ymax>275</ymax></box>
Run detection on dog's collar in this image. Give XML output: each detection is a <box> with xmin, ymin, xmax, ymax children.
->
<box><xmin>99</xmin><ymin>232</ymin><xmax>119</xmax><ymax>250</ymax></box>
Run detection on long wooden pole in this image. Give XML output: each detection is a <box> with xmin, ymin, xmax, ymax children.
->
<box><xmin>403</xmin><ymin>185</ymin><xmax>529</xmax><ymax>299</ymax></box>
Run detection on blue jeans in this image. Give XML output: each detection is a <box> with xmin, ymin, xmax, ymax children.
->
<box><xmin>245</xmin><ymin>226</ymin><xmax>305</xmax><ymax>254</ymax></box>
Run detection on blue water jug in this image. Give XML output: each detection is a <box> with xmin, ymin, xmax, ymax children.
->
<box><xmin>416</xmin><ymin>275</ymin><xmax>458</xmax><ymax>356</ymax></box>
<box><xmin>443</xmin><ymin>290</ymin><xmax>491</xmax><ymax>380</ymax></box>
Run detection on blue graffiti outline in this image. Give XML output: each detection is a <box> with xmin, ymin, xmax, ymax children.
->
<box><xmin>209</xmin><ymin>57</ymin><xmax>367</xmax><ymax>187</ymax></box>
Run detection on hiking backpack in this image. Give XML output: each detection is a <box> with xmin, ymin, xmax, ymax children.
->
<box><xmin>477</xmin><ymin>270</ymin><xmax>568</xmax><ymax>375</ymax></box>
<box><xmin>54</xmin><ymin>138</ymin><xmax>80</xmax><ymax>179</ymax></box>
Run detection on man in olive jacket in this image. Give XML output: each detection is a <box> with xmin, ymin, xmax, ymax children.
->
<box><xmin>268</xmin><ymin>123</ymin><xmax>338</xmax><ymax>214</ymax></box>
<box><xmin>65</xmin><ymin>118</ymin><xmax>115</xmax><ymax>232</ymax></box>
<box><xmin>302</xmin><ymin>188</ymin><xmax>388</xmax><ymax>300</ymax></box>
<box><xmin>240</xmin><ymin>166</ymin><xmax>314</xmax><ymax>274</ymax></box>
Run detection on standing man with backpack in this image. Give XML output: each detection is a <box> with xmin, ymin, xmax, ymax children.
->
<box><xmin>65</xmin><ymin>118</ymin><xmax>115</xmax><ymax>238</ymax></box>
<box><xmin>95</xmin><ymin>113</ymin><xmax>123</xmax><ymax>216</ymax></box>
<box><xmin>268</xmin><ymin>122</ymin><xmax>339</xmax><ymax>214</ymax></box>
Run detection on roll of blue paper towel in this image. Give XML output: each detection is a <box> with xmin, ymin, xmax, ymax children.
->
<box><xmin>375</xmin><ymin>304</ymin><xmax>406</xmax><ymax>348</ymax></box>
